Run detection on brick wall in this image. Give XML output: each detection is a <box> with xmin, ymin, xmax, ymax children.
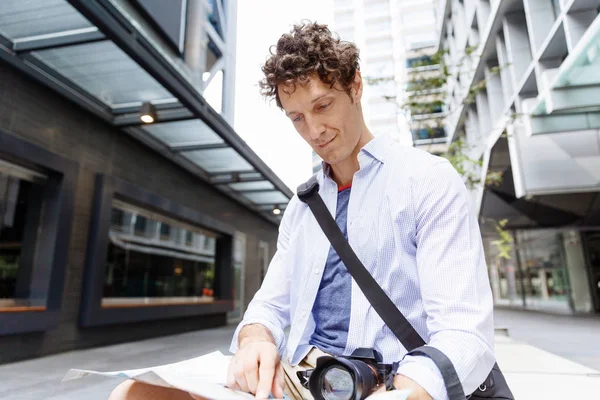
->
<box><xmin>0</xmin><ymin>63</ymin><xmax>279</xmax><ymax>363</ymax></box>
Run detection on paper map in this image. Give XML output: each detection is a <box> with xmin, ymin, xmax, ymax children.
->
<box><xmin>63</xmin><ymin>350</ymin><xmax>411</xmax><ymax>399</ymax></box>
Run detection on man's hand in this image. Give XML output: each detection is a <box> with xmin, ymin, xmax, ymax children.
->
<box><xmin>372</xmin><ymin>374</ymin><xmax>433</xmax><ymax>400</ymax></box>
<box><xmin>226</xmin><ymin>325</ymin><xmax>285</xmax><ymax>399</ymax></box>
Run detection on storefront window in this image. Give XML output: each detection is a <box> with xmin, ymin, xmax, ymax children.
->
<box><xmin>516</xmin><ymin>229</ymin><xmax>572</xmax><ymax>313</ymax></box>
<box><xmin>228</xmin><ymin>232</ymin><xmax>246</xmax><ymax>323</ymax></box>
<box><xmin>0</xmin><ymin>161</ymin><xmax>47</xmax><ymax>309</ymax></box>
<box><xmin>484</xmin><ymin>236</ymin><xmax>522</xmax><ymax>307</ymax></box>
<box><xmin>102</xmin><ymin>200</ymin><xmax>218</xmax><ymax>306</ymax></box>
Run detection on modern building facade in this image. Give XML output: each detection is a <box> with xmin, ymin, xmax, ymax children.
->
<box><xmin>437</xmin><ymin>0</ymin><xmax>600</xmax><ymax>314</ymax></box>
<box><xmin>402</xmin><ymin>46</ymin><xmax>448</xmax><ymax>155</ymax></box>
<box><xmin>333</xmin><ymin>0</ymin><xmax>406</xmax><ymax>142</ymax></box>
<box><xmin>0</xmin><ymin>0</ymin><xmax>291</xmax><ymax>363</ymax></box>
<box><xmin>313</xmin><ymin>0</ymin><xmax>442</xmax><ymax>172</ymax></box>
<box><xmin>391</xmin><ymin>0</ymin><xmax>449</xmax><ymax>154</ymax></box>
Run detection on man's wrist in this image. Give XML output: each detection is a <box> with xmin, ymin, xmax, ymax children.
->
<box><xmin>392</xmin><ymin>374</ymin><xmax>433</xmax><ymax>400</ymax></box>
<box><xmin>238</xmin><ymin>323</ymin><xmax>276</xmax><ymax>349</ymax></box>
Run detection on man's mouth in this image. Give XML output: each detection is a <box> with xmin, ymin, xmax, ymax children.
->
<box><xmin>318</xmin><ymin>136</ymin><xmax>335</xmax><ymax>149</ymax></box>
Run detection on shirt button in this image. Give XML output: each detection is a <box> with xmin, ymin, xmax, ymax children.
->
<box><xmin>314</xmin><ymin>268</ymin><xmax>320</xmax><ymax>275</ymax></box>
<box><xmin>301</xmin><ymin>311</ymin><xmax>307</xmax><ymax>318</ymax></box>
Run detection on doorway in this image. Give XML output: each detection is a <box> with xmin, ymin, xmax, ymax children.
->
<box><xmin>582</xmin><ymin>231</ymin><xmax>600</xmax><ymax>313</ymax></box>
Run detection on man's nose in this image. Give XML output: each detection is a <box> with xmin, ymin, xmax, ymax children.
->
<box><xmin>305</xmin><ymin>116</ymin><xmax>325</xmax><ymax>141</ymax></box>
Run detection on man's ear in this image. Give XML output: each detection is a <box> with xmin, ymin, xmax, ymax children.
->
<box><xmin>352</xmin><ymin>70</ymin><xmax>363</xmax><ymax>103</ymax></box>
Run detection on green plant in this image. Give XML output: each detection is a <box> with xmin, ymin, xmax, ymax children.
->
<box><xmin>489</xmin><ymin>219</ymin><xmax>514</xmax><ymax>260</ymax></box>
<box><xmin>365</xmin><ymin>44</ymin><xmax>513</xmax><ymax>259</ymax></box>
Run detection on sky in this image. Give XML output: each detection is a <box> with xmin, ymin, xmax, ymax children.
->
<box><xmin>232</xmin><ymin>0</ymin><xmax>334</xmax><ymax>192</ymax></box>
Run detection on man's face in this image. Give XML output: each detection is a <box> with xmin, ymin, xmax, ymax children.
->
<box><xmin>278</xmin><ymin>74</ymin><xmax>364</xmax><ymax>166</ymax></box>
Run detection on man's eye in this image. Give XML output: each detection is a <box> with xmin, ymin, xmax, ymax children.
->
<box><xmin>293</xmin><ymin>115</ymin><xmax>304</xmax><ymax>122</ymax></box>
<box><xmin>319</xmin><ymin>103</ymin><xmax>331</xmax><ymax>110</ymax></box>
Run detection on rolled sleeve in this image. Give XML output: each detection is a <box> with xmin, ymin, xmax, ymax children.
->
<box><xmin>397</xmin><ymin>355</ymin><xmax>448</xmax><ymax>400</ymax></box>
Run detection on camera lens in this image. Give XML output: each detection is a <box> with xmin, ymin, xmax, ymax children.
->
<box><xmin>321</xmin><ymin>365</ymin><xmax>354</xmax><ymax>400</ymax></box>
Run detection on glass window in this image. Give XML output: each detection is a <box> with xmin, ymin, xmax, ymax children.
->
<box><xmin>228</xmin><ymin>232</ymin><xmax>246</xmax><ymax>323</ymax></box>
<box><xmin>0</xmin><ymin>161</ymin><xmax>47</xmax><ymax>309</ymax></box>
<box><xmin>400</xmin><ymin>10</ymin><xmax>436</xmax><ymax>26</ymax></box>
<box><xmin>365</xmin><ymin>59</ymin><xmax>394</xmax><ymax>76</ymax></box>
<box><xmin>336</xmin><ymin>28</ymin><xmax>355</xmax><ymax>42</ymax></box>
<box><xmin>258</xmin><ymin>241</ymin><xmax>270</xmax><ymax>285</ymax></box>
<box><xmin>183</xmin><ymin>147</ymin><xmax>254</xmax><ymax>174</ymax></box>
<box><xmin>365</xmin><ymin>17</ymin><xmax>391</xmax><ymax>35</ymax></box>
<box><xmin>207</xmin><ymin>0</ymin><xmax>223</xmax><ymax>38</ymax></box>
<box><xmin>516</xmin><ymin>229</ymin><xmax>572</xmax><ymax>312</ymax></box>
<box><xmin>411</xmin><ymin>127</ymin><xmax>446</xmax><ymax>140</ymax></box>
<box><xmin>406</xmin><ymin>55</ymin><xmax>434</xmax><ymax>68</ymax></box>
<box><xmin>142</xmin><ymin>119</ymin><xmax>223</xmax><ymax>148</ymax></box>
<box><xmin>364</xmin><ymin>0</ymin><xmax>389</xmax><ymax>15</ymax></box>
<box><xmin>365</xmin><ymin>37</ymin><xmax>393</xmax><ymax>55</ymax></box>
<box><xmin>404</xmin><ymin>32</ymin><xmax>437</xmax><ymax>49</ymax></box>
<box><xmin>335</xmin><ymin>10</ymin><xmax>354</xmax><ymax>26</ymax></box>
<box><xmin>33</xmin><ymin>41</ymin><xmax>175</xmax><ymax>108</ymax></box>
<box><xmin>0</xmin><ymin>0</ymin><xmax>92</xmax><ymax>41</ymax></box>
<box><xmin>335</xmin><ymin>0</ymin><xmax>354</xmax><ymax>7</ymax></box>
<box><xmin>103</xmin><ymin>201</ymin><xmax>219</xmax><ymax>306</ymax></box>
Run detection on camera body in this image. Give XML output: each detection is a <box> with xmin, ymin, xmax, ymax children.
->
<box><xmin>297</xmin><ymin>347</ymin><xmax>396</xmax><ymax>400</ymax></box>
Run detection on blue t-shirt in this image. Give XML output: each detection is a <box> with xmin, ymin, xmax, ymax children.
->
<box><xmin>309</xmin><ymin>186</ymin><xmax>352</xmax><ymax>355</ymax></box>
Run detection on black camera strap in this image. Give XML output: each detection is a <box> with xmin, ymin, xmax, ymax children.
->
<box><xmin>297</xmin><ymin>175</ymin><xmax>467</xmax><ymax>400</ymax></box>
<box><xmin>298</xmin><ymin>176</ymin><xmax>426</xmax><ymax>350</ymax></box>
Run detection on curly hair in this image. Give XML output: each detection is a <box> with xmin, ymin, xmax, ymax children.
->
<box><xmin>259</xmin><ymin>21</ymin><xmax>360</xmax><ymax>108</ymax></box>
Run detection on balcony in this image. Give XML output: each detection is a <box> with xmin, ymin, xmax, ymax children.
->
<box><xmin>411</xmin><ymin>127</ymin><xmax>448</xmax><ymax>143</ymax></box>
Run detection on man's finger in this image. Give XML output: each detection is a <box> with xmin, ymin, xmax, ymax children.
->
<box><xmin>233</xmin><ymin>368</ymin><xmax>250</xmax><ymax>393</ymax></box>
<box><xmin>226</xmin><ymin>360</ymin><xmax>238</xmax><ymax>390</ymax></box>
<box><xmin>243</xmin><ymin>358</ymin><xmax>259</xmax><ymax>394</ymax></box>
<box><xmin>255</xmin><ymin>356</ymin><xmax>276</xmax><ymax>399</ymax></box>
<box><xmin>271</xmin><ymin>363</ymin><xmax>285</xmax><ymax>399</ymax></box>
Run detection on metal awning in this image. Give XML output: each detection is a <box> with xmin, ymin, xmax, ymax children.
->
<box><xmin>0</xmin><ymin>0</ymin><xmax>292</xmax><ymax>224</ymax></box>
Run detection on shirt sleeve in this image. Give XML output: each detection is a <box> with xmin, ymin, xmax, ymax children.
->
<box><xmin>395</xmin><ymin>160</ymin><xmax>496</xmax><ymax>400</ymax></box>
<box><xmin>229</xmin><ymin>197</ymin><xmax>296</xmax><ymax>357</ymax></box>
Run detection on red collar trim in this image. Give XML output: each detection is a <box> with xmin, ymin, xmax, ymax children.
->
<box><xmin>338</xmin><ymin>184</ymin><xmax>352</xmax><ymax>192</ymax></box>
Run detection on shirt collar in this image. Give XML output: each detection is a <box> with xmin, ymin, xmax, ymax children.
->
<box><xmin>321</xmin><ymin>134</ymin><xmax>394</xmax><ymax>179</ymax></box>
<box><xmin>359</xmin><ymin>134</ymin><xmax>393</xmax><ymax>164</ymax></box>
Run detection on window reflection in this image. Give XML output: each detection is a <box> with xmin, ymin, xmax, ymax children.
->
<box><xmin>102</xmin><ymin>201</ymin><xmax>218</xmax><ymax>306</ymax></box>
<box><xmin>0</xmin><ymin>161</ymin><xmax>47</xmax><ymax>309</ymax></box>
<box><xmin>517</xmin><ymin>230</ymin><xmax>570</xmax><ymax>304</ymax></box>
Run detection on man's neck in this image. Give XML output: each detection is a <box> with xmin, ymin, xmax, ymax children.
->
<box><xmin>330</xmin><ymin>130</ymin><xmax>374</xmax><ymax>187</ymax></box>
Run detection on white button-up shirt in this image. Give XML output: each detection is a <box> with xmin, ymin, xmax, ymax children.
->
<box><xmin>230</xmin><ymin>134</ymin><xmax>495</xmax><ymax>399</ymax></box>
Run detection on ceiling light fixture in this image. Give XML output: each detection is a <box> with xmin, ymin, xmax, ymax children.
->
<box><xmin>272</xmin><ymin>205</ymin><xmax>281</xmax><ymax>215</ymax></box>
<box><xmin>140</xmin><ymin>102</ymin><xmax>156</xmax><ymax>124</ymax></box>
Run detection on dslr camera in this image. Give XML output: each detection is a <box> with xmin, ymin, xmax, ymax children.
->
<box><xmin>296</xmin><ymin>347</ymin><xmax>397</xmax><ymax>400</ymax></box>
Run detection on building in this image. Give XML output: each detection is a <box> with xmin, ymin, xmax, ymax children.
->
<box><xmin>437</xmin><ymin>0</ymin><xmax>600</xmax><ymax>314</ymax></box>
<box><xmin>314</xmin><ymin>0</ymin><xmax>406</xmax><ymax>174</ymax></box>
<box><xmin>333</xmin><ymin>0</ymin><xmax>406</xmax><ymax>142</ymax></box>
<box><xmin>394</xmin><ymin>0</ymin><xmax>448</xmax><ymax>155</ymax></box>
<box><xmin>0</xmin><ymin>0</ymin><xmax>291</xmax><ymax>364</ymax></box>
<box><xmin>313</xmin><ymin>0</ymin><xmax>440</xmax><ymax>172</ymax></box>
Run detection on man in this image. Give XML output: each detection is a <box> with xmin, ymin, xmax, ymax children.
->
<box><xmin>109</xmin><ymin>22</ymin><xmax>495</xmax><ymax>400</ymax></box>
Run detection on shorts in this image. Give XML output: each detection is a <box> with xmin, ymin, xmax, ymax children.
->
<box><xmin>281</xmin><ymin>347</ymin><xmax>330</xmax><ymax>400</ymax></box>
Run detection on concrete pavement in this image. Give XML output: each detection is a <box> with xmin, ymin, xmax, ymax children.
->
<box><xmin>495</xmin><ymin>333</ymin><xmax>600</xmax><ymax>399</ymax></box>
<box><xmin>494</xmin><ymin>308</ymin><xmax>600</xmax><ymax>371</ymax></box>
<box><xmin>0</xmin><ymin>325</ymin><xmax>234</xmax><ymax>400</ymax></box>
<box><xmin>1</xmin><ymin>311</ymin><xmax>600</xmax><ymax>399</ymax></box>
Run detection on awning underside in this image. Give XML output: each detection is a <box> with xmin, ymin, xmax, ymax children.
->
<box><xmin>0</xmin><ymin>0</ymin><xmax>291</xmax><ymax>223</ymax></box>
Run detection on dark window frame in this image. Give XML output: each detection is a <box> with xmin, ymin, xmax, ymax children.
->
<box><xmin>0</xmin><ymin>128</ymin><xmax>77</xmax><ymax>335</ymax></box>
<box><xmin>80</xmin><ymin>174</ymin><xmax>235</xmax><ymax>327</ymax></box>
